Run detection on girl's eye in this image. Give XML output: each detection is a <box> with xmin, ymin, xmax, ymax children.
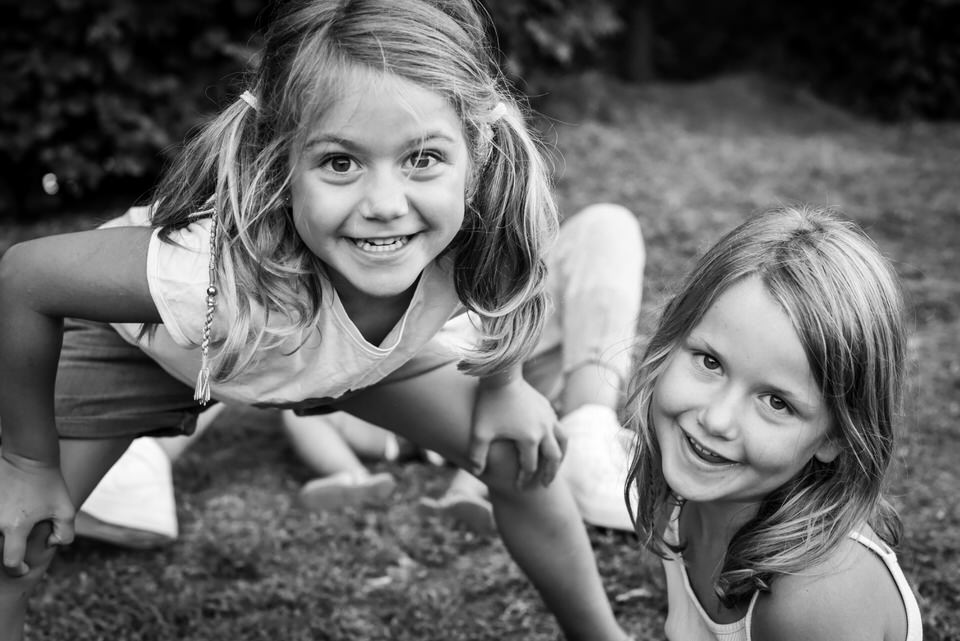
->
<box><xmin>322</xmin><ymin>155</ymin><xmax>357</xmax><ymax>174</ymax></box>
<box><xmin>765</xmin><ymin>395</ymin><xmax>792</xmax><ymax>414</ymax></box>
<box><xmin>406</xmin><ymin>150</ymin><xmax>441</xmax><ymax>171</ymax></box>
<box><xmin>699</xmin><ymin>354</ymin><xmax>721</xmax><ymax>371</ymax></box>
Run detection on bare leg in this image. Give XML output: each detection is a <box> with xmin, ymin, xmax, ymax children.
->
<box><xmin>328</xmin><ymin>413</ymin><xmax>400</xmax><ymax>461</ymax></box>
<box><xmin>282</xmin><ymin>411</ymin><xmax>371</xmax><ymax>477</ymax></box>
<box><xmin>0</xmin><ymin>437</ymin><xmax>132</xmax><ymax>640</ymax></box>
<box><xmin>525</xmin><ymin>204</ymin><xmax>644</xmax><ymax>532</ymax></box>
<box><xmin>536</xmin><ymin>203</ymin><xmax>644</xmax><ymax>416</ymax></box>
<box><xmin>336</xmin><ymin>364</ymin><xmax>625</xmax><ymax>641</ymax></box>
<box><xmin>153</xmin><ymin>402</ymin><xmax>225</xmax><ymax>461</ymax></box>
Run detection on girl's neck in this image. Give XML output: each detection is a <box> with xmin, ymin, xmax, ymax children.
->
<box><xmin>679</xmin><ymin>500</ymin><xmax>761</xmax><ymax>623</ymax></box>
<box><xmin>337</xmin><ymin>284</ymin><xmax>417</xmax><ymax>346</ymax></box>
<box><xmin>681</xmin><ymin>500</ymin><xmax>760</xmax><ymax>548</ymax></box>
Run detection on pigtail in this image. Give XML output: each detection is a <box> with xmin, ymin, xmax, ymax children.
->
<box><xmin>148</xmin><ymin>90</ymin><xmax>324</xmax><ymax>385</ymax></box>
<box><xmin>150</xmin><ymin>95</ymin><xmax>257</xmax><ymax>232</ymax></box>
<box><xmin>453</xmin><ymin>102</ymin><xmax>559</xmax><ymax>376</ymax></box>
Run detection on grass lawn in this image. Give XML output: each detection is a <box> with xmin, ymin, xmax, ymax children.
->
<box><xmin>2</xmin><ymin>72</ymin><xmax>958</xmax><ymax>640</ymax></box>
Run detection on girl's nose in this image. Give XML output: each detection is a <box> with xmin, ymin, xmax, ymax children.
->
<box><xmin>697</xmin><ymin>387</ymin><xmax>739</xmax><ymax>439</ymax></box>
<box><xmin>360</xmin><ymin>171</ymin><xmax>409</xmax><ymax>220</ymax></box>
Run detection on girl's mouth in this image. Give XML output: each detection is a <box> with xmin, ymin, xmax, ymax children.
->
<box><xmin>350</xmin><ymin>235</ymin><xmax>412</xmax><ymax>253</ymax></box>
<box><xmin>683</xmin><ymin>432</ymin><xmax>737</xmax><ymax>465</ymax></box>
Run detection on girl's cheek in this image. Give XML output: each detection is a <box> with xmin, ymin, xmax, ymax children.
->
<box><xmin>652</xmin><ymin>363</ymin><xmax>686</xmax><ymax>417</ymax></box>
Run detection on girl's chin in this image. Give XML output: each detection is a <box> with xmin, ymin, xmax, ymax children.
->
<box><xmin>661</xmin><ymin>448</ymin><xmax>735</xmax><ymax>502</ymax></box>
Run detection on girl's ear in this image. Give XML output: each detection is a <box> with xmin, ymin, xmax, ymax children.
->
<box><xmin>814</xmin><ymin>436</ymin><xmax>841</xmax><ymax>463</ymax></box>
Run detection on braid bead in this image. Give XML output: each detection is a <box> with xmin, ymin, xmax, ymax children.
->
<box><xmin>193</xmin><ymin>214</ymin><xmax>219</xmax><ymax>405</ymax></box>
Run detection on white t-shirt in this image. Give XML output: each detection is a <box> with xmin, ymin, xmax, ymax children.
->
<box><xmin>105</xmin><ymin>206</ymin><xmax>464</xmax><ymax>406</ymax></box>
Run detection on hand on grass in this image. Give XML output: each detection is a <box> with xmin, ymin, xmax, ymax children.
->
<box><xmin>469</xmin><ymin>375</ymin><xmax>567</xmax><ymax>489</ymax></box>
<box><xmin>0</xmin><ymin>452</ymin><xmax>74</xmax><ymax>576</ymax></box>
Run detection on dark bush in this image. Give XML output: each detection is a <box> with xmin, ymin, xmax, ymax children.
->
<box><xmin>0</xmin><ymin>0</ymin><xmax>264</xmax><ymax>218</ymax></box>
<box><xmin>482</xmin><ymin>0</ymin><xmax>623</xmax><ymax>79</ymax></box>
<box><xmin>774</xmin><ymin>0</ymin><xmax>960</xmax><ymax>121</ymax></box>
<box><xmin>647</xmin><ymin>0</ymin><xmax>960</xmax><ymax>122</ymax></box>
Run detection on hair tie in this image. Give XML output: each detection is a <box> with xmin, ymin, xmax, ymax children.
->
<box><xmin>239</xmin><ymin>90</ymin><xmax>259</xmax><ymax>111</ymax></box>
<box><xmin>490</xmin><ymin>101</ymin><xmax>507</xmax><ymax>121</ymax></box>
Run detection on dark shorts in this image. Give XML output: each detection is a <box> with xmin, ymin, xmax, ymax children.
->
<box><xmin>53</xmin><ymin>318</ymin><xmax>208</xmax><ymax>439</ymax></box>
<box><xmin>51</xmin><ymin>318</ymin><xmax>460</xmax><ymax>440</ymax></box>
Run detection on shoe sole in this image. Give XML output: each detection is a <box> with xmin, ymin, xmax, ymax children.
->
<box><xmin>418</xmin><ymin>497</ymin><xmax>496</xmax><ymax>536</ymax></box>
<box><xmin>74</xmin><ymin>510</ymin><xmax>177</xmax><ymax>549</ymax></box>
<box><xmin>298</xmin><ymin>474</ymin><xmax>397</xmax><ymax>513</ymax></box>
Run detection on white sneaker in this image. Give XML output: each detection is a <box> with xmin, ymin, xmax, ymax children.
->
<box><xmin>76</xmin><ymin>437</ymin><xmax>179</xmax><ymax>548</ymax></box>
<box><xmin>298</xmin><ymin>470</ymin><xmax>396</xmax><ymax>513</ymax></box>
<box><xmin>558</xmin><ymin>404</ymin><xmax>636</xmax><ymax>532</ymax></box>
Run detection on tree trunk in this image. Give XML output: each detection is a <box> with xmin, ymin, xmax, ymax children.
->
<box><xmin>620</xmin><ymin>0</ymin><xmax>655</xmax><ymax>83</ymax></box>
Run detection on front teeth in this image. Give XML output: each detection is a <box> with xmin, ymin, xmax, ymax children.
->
<box><xmin>685</xmin><ymin>434</ymin><xmax>734</xmax><ymax>464</ymax></box>
<box><xmin>351</xmin><ymin>236</ymin><xmax>410</xmax><ymax>252</ymax></box>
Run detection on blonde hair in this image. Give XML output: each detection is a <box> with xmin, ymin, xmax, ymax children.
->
<box><xmin>626</xmin><ymin>205</ymin><xmax>907</xmax><ymax>606</ymax></box>
<box><xmin>148</xmin><ymin>0</ymin><xmax>557</xmax><ymax>380</ymax></box>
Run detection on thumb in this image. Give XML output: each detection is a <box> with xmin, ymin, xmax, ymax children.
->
<box><xmin>467</xmin><ymin>435</ymin><xmax>492</xmax><ymax>477</ymax></box>
<box><xmin>47</xmin><ymin>511</ymin><xmax>76</xmax><ymax>548</ymax></box>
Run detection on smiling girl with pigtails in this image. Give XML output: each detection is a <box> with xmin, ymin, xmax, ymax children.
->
<box><xmin>0</xmin><ymin>1</ymin><xmax>633</xmax><ymax>638</ymax></box>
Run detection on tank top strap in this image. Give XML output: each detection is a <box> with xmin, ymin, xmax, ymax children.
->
<box><xmin>848</xmin><ymin>531</ymin><xmax>923</xmax><ymax>641</ymax></box>
<box><xmin>849</xmin><ymin>530</ymin><xmax>893</xmax><ymax>557</ymax></box>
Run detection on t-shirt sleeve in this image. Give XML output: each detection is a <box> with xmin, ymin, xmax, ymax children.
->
<box><xmin>145</xmin><ymin>219</ymin><xmax>216</xmax><ymax>348</ymax></box>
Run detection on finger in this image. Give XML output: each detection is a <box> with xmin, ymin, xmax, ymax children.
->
<box><xmin>1</xmin><ymin>530</ymin><xmax>30</xmax><ymax>577</ymax></box>
<box><xmin>467</xmin><ymin>436</ymin><xmax>492</xmax><ymax>476</ymax></box>
<box><xmin>515</xmin><ymin>441</ymin><xmax>538</xmax><ymax>489</ymax></box>
<box><xmin>1</xmin><ymin>560</ymin><xmax>29</xmax><ymax>578</ymax></box>
<box><xmin>537</xmin><ymin>430</ymin><xmax>564</xmax><ymax>487</ymax></box>
<box><xmin>555</xmin><ymin>420</ymin><xmax>569</xmax><ymax>460</ymax></box>
<box><xmin>48</xmin><ymin>514</ymin><xmax>75</xmax><ymax>548</ymax></box>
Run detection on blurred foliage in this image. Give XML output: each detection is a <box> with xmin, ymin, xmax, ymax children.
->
<box><xmin>482</xmin><ymin>0</ymin><xmax>623</xmax><ymax>78</ymax></box>
<box><xmin>774</xmin><ymin>0</ymin><xmax>960</xmax><ymax>121</ymax></box>
<box><xmin>1</xmin><ymin>0</ymin><xmax>958</xmax><ymax>218</ymax></box>
<box><xmin>649</xmin><ymin>0</ymin><xmax>960</xmax><ymax>122</ymax></box>
<box><xmin>0</xmin><ymin>0</ymin><xmax>264</xmax><ymax>217</ymax></box>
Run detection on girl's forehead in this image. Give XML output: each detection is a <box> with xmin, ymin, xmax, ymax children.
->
<box><xmin>695</xmin><ymin>278</ymin><xmax>816</xmax><ymax>378</ymax></box>
<box><xmin>331</xmin><ymin>66</ymin><xmax>452</xmax><ymax>117</ymax></box>
<box><xmin>298</xmin><ymin>67</ymin><xmax>463</xmax><ymax>145</ymax></box>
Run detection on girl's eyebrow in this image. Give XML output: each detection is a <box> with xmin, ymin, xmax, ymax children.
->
<box><xmin>304</xmin><ymin>135</ymin><xmax>356</xmax><ymax>152</ymax></box>
<box><xmin>684</xmin><ymin>330</ymin><xmax>712</xmax><ymax>352</ymax></box>
<box><xmin>304</xmin><ymin>130</ymin><xmax>458</xmax><ymax>151</ymax></box>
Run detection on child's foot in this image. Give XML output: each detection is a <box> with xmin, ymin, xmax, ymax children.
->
<box><xmin>76</xmin><ymin>437</ymin><xmax>179</xmax><ymax>549</ymax></box>
<box><xmin>559</xmin><ymin>404</ymin><xmax>636</xmax><ymax>532</ymax></box>
<box><xmin>421</xmin><ymin>449</ymin><xmax>446</xmax><ymax>466</ymax></box>
<box><xmin>418</xmin><ymin>493</ymin><xmax>496</xmax><ymax>535</ymax></box>
<box><xmin>298</xmin><ymin>470</ymin><xmax>396</xmax><ymax>513</ymax></box>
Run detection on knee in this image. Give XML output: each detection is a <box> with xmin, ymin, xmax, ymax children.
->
<box><xmin>477</xmin><ymin>440</ymin><xmax>525</xmax><ymax>495</ymax></box>
<box><xmin>569</xmin><ymin>204</ymin><xmax>644</xmax><ymax>257</ymax></box>
<box><xmin>576</xmin><ymin>203</ymin><xmax>642</xmax><ymax>236</ymax></box>
<box><xmin>0</xmin><ymin>523</ymin><xmax>56</xmax><ymax>595</ymax></box>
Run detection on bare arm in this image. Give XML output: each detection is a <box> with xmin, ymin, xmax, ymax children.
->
<box><xmin>0</xmin><ymin>226</ymin><xmax>160</xmax><ymax>459</ymax></box>
<box><xmin>751</xmin><ymin>542</ymin><xmax>901</xmax><ymax>641</ymax></box>
<box><xmin>0</xmin><ymin>226</ymin><xmax>159</xmax><ymax>571</ymax></box>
